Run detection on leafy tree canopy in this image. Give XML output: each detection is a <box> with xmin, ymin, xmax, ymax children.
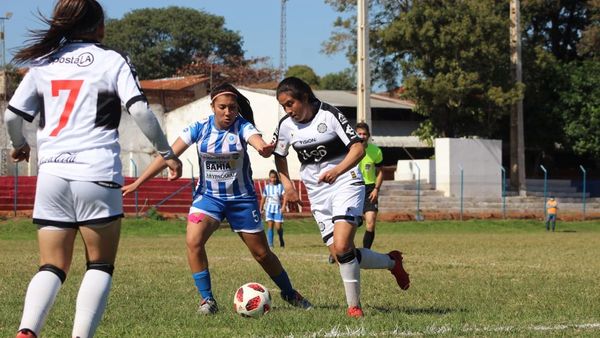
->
<box><xmin>285</xmin><ymin>65</ymin><xmax>320</xmax><ymax>88</ymax></box>
<box><xmin>320</xmin><ymin>69</ymin><xmax>356</xmax><ymax>90</ymax></box>
<box><xmin>104</xmin><ymin>7</ymin><xmax>244</xmax><ymax>79</ymax></box>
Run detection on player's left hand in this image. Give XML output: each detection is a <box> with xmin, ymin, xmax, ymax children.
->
<box><xmin>318</xmin><ymin>168</ymin><xmax>340</xmax><ymax>184</ymax></box>
<box><xmin>10</xmin><ymin>144</ymin><xmax>30</xmax><ymax>163</ymax></box>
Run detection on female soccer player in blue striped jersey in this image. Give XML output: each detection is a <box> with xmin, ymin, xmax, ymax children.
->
<box><xmin>259</xmin><ymin>170</ymin><xmax>287</xmax><ymax>248</ymax></box>
<box><xmin>123</xmin><ymin>83</ymin><xmax>311</xmax><ymax>314</ymax></box>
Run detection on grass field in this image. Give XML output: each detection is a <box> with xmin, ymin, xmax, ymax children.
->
<box><xmin>1</xmin><ymin>217</ymin><xmax>600</xmax><ymax>337</ymax></box>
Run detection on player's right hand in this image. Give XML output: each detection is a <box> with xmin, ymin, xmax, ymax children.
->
<box><xmin>165</xmin><ymin>158</ymin><xmax>183</xmax><ymax>180</ymax></box>
<box><xmin>122</xmin><ymin>183</ymin><xmax>138</xmax><ymax>197</ymax></box>
<box><xmin>10</xmin><ymin>144</ymin><xmax>30</xmax><ymax>163</ymax></box>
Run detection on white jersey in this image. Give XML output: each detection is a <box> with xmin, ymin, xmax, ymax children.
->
<box><xmin>273</xmin><ymin>101</ymin><xmax>364</xmax><ymax>191</ymax></box>
<box><xmin>7</xmin><ymin>40</ymin><xmax>146</xmax><ymax>184</ymax></box>
<box><xmin>180</xmin><ymin>115</ymin><xmax>260</xmax><ymax>200</ymax></box>
<box><xmin>262</xmin><ymin>183</ymin><xmax>284</xmax><ymax>213</ymax></box>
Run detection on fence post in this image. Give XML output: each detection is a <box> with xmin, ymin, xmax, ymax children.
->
<box><xmin>187</xmin><ymin>159</ymin><xmax>195</xmax><ymax>197</ymax></box>
<box><xmin>540</xmin><ymin>165</ymin><xmax>547</xmax><ymax>219</ymax></box>
<box><xmin>580</xmin><ymin>165</ymin><xmax>586</xmax><ymax>220</ymax></box>
<box><xmin>413</xmin><ymin>161</ymin><xmax>421</xmax><ymax>221</ymax></box>
<box><xmin>13</xmin><ymin>163</ymin><xmax>18</xmax><ymax>217</ymax></box>
<box><xmin>459</xmin><ymin>164</ymin><xmax>464</xmax><ymax>221</ymax></box>
<box><xmin>130</xmin><ymin>159</ymin><xmax>138</xmax><ymax>217</ymax></box>
<box><xmin>501</xmin><ymin>166</ymin><xmax>506</xmax><ymax>219</ymax></box>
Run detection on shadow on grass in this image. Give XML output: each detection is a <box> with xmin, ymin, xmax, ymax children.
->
<box><xmin>372</xmin><ymin>306</ymin><xmax>466</xmax><ymax>315</ymax></box>
<box><xmin>286</xmin><ymin>304</ymin><xmax>465</xmax><ymax>316</ymax></box>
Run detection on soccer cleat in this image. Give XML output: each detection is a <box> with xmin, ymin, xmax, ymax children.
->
<box><xmin>281</xmin><ymin>290</ymin><xmax>313</xmax><ymax>310</ymax></box>
<box><xmin>347</xmin><ymin>306</ymin><xmax>364</xmax><ymax>318</ymax></box>
<box><xmin>197</xmin><ymin>297</ymin><xmax>218</xmax><ymax>315</ymax></box>
<box><xmin>388</xmin><ymin>250</ymin><xmax>410</xmax><ymax>290</ymax></box>
<box><xmin>16</xmin><ymin>329</ymin><xmax>37</xmax><ymax>338</ymax></box>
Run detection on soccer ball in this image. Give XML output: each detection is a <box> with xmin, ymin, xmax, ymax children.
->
<box><xmin>233</xmin><ymin>282</ymin><xmax>271</xmax><ymax>317</ymax></box>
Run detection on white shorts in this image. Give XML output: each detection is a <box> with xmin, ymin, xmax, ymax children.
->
<box><xmin>33</xmin><ymin>172</ymin><xmax>123</xmax><ymax>228</ymax></box>
<box><xmin>308</xmin><ymin>177</ymin><xmax>365</xmax><ymax>246</ymax></box>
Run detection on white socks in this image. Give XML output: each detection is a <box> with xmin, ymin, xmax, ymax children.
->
<box><xmin>18</xmin><ymin>271</ymin><xmax>63</xmax><ymax>335</ymax></box>
<box><xmin>357</xmin><ymin>248</ymin><xmax>395</xmax><ymax>269</ymax></box>
<box><xmin>72</xmin><ymin>270</ymin><xmax>112</xmax><ymax>338</ymax></box>
<box><xmin>339</xmin><ymin>258</ymin><xmax>361</xmax><ymax>307</ymax></box>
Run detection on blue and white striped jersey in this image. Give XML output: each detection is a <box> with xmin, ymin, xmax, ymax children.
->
<box><xmin>262</xmin><ymin>183</ymin><xmax>284</xmax><ymax>213</ymax></box>
<box><xmin>180</xmin><ymin>115</ymin><xmax>260</xmax><ymax>200</ymax></box>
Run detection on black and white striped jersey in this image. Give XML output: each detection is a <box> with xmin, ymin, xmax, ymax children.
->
<box><xmin>273</xmin><ymin>101</ymin><xmax>363</xmax><ymax>186</ymax></box>
<box><xmin>7</xmin><ymin>40</ymin><xmax>146</xmax><ymax>184</ymax></box>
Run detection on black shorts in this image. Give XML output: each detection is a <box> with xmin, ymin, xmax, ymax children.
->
<box><xmin>363</xmin><ymin>184</ymin><xmax>379</xmax><ymax>213</ymax></box>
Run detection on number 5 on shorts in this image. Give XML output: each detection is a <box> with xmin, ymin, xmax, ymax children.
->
<box><xmin>49</xmin><ymin>79</ymin><xmax>84</xmax><ymax>136</ymax></box>
<box><xmin>252</xmin><ymin>210</ymin><xmax>260</xmax><ymax>223</ymax></box>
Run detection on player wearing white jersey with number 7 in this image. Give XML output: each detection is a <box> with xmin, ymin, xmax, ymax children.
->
<box><xmin>273</xmin><ymin>77</ymin><xmax>410</xmax><ymax>318</ymax></box>
<box><xmin>4</xmin><ymin>1</ymin><xmax>182</xmax><ymax>337</ymax></box>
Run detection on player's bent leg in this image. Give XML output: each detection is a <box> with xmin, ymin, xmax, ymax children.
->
<box><xmin>239</xmin><ymin>231</ymin><xmax>312</xmax><ymax>310</ymax></box>
<box><xmin>73</xmin><ymin>220</ymin><xmax>121</xmax><ymax>338</ymax></box>
<box><xmin>17</xmin><ymin>228</ymin><xmax>77</xmax><ymax>338</ymax></box>
<box><xmin>332</xmin><ymin>221</ymin><xmax>362</xmax><ymax>316</ymax></box>
<box><xmin>187</xmin><ymin>214</ymin><xmax>221</xmax><ymax>314</ymax></box>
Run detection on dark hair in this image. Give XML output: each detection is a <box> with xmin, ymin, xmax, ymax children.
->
<box><xmin>355</xmin><ymin>122</ymin><xmax>371</xmax><ymax>136</ymax></box>
<box><xmin>13</xmin><ymin>0</ymin><xmax>105</xmax><ymax>63</ymax></box>
<box><xmin>268</xmin><ymin>169</ymin><xmax>281</xmax><ymax>184</ymax></box>
<box><xmin>276</xmin><ymin>77</ymin><xmax>319</xmax><ymax>104</ymax></box>
<box><xmin>210</xmin><ymin>83</ymin><xmax>255</xmax><ymax>126</ymax></box>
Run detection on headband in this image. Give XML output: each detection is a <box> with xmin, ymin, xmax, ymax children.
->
<box><xmin>211</xmin><ymin>91</ymin><xmax>238</xmax><ymax>102</ymax></box>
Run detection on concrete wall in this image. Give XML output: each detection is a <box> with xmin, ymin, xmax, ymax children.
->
<box><xmin>435</xmin><ymin>138</ymin><xmax>502</xmax><ymax>198</ymax></box>
<box><xmin>165</xmin><ymin>89</ymin><xmax>303</xmax><ymax>180</ymax></box>
<box><xmin>395</xmin><ymin>159</ymin><xmax>435</xmax><ymax>183</ymax></box>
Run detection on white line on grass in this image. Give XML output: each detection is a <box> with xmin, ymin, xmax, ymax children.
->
<box><xmin>287</xmin><ymin>322</ymin><xmax>600</xmax><ymax>337</ymax></box>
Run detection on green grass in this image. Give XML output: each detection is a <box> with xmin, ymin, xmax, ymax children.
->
<box><xmin>1</xmin><ymin>218</ymin><xmax>600</xmax><ymax>337</ymax></box>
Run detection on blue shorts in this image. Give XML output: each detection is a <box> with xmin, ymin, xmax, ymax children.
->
<box><xmin>190</xmin><ymin>194</ymin><xmax>263</xmax><ymax>233</ymax></box>
<box><xmin>265</xmin><ymin>211</ymin><xmax>284</xmax><ymax>222</ymax></box>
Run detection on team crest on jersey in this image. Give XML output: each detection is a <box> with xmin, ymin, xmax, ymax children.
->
<box><xmin>228</xmin><ymin>135</ymin><xmax>236</xmax><ymax>143</ymax></box>
<box><xmin>345</xmin><ymin>125</ymin><xmax>357</xmax><ymax>137</ymax></box>
<box><xmin>317</xmin><ymin>123</ymin><xmax>327</xmax><ymax>133</ymax></box>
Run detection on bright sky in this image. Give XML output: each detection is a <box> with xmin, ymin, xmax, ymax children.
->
<box><xmin>1</xmin><ymin>0</ymin><xmax>352</xmax><ymax>77</ymax></box>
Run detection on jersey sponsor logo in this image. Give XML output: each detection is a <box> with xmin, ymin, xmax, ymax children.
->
<box><xmin>298</xmin><ymin>137</ymin><xmax>317</xmax><ymax>145</ymax></box>
<box><xmin>39</xmin><ymin>153</ymin><xmax>78</xmax><ymax>164</ymax></box>
<box><xmin>50</xmin><ymin>52</ymin><xmax>95</xmax><ymax>67</ymax></box>
<box><xmin>350</xmin><ymin>170</ymin><xmax>357</xmax><ymax>179</ymax></box>
<box><xmin>317</xmin><ymin>123</ymin><xmax>327</xmax><ymax>133</ymax></box>
<box><xmin>298</xmin><ymin>145</ymin><xmax>328</xmax><ymax>162</ymax></box>
<box><xmin>205</xmin><ymin>160</ymin><xmax>232</xmax><ymax>171</ymax></box>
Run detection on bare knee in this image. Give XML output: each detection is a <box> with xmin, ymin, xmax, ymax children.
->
<box><xmin>251</xmin><ymin>247</ymin><xmax>271</xmax><ymax>265</ymax></box>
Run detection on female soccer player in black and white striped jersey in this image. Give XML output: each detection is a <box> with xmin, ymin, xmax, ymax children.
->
<box><xmin>4</xmin><ymin>1</ymin><xmax>182</xmax><ymax>337</ymax></box>
<box><xmin>272</xmin><ymin>77</ymin><xmax>410</xmax><ymax>318</ymax></box>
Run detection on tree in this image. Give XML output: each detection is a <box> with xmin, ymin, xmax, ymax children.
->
<box><xmin>176</xmin><ymin>56</ymin><xmax>280</xmax><ymax>88</ymax></box>
<box><xmin>104</xmin><ymin>7</ymin><xmax>243</xmax><ymax>79</ymax></box>
<box><xmin>320</xmin><ymin>69</ymin><xmax>356</xmax><ymax>90</ymax></box>
<box><xmin>285</xmin><ymin>65</ymin><xmax>320</xmax><ymax>87</ymax></box>
<box><xmin>559</xmin><ymin>60</ymin><xmax>600</xmax><ymax>157</ymax></box>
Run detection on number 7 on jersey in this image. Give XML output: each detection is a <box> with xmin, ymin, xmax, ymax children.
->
<box><xmin>49</xmin><ymin>80</ymin><xmax>84</xmax><ymax>136</ymax></box>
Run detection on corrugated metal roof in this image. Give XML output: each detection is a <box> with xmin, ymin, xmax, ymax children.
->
<box><xmin>371</xmin><ymin>136</ymin><xmax>428</xmax><ymax>148</ymax></box>
<box><xmin>140</xmin><ymin>75</ymin><xmax>209</xmax><ymax>91</ymax></box>
<box><xmin>240</xmin><ymin>87</ymin><xmax>415</xmax><ymax>109</ymax></box>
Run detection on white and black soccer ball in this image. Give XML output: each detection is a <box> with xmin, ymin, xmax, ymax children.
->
<box><xmin>233</xmin><ymin>282</ymin><xmax>271</xmax><ymax>317</ymax></box>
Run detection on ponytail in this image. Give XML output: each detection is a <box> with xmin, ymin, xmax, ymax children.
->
<box><xmin>13</xmin><ymin>0</ymin><xmax>104</xmax><ymax>63</ymax></box>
